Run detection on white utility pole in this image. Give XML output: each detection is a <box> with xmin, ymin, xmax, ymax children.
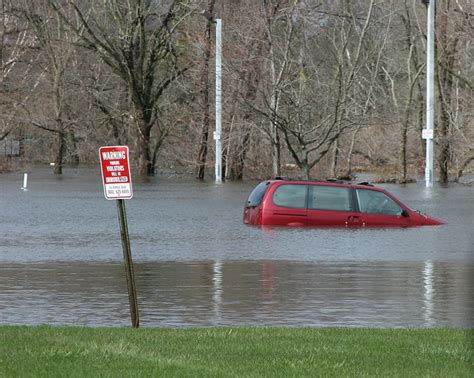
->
<box><xmin>424</xmin><ymin>0</ymin><xmax>435</xmax><ymax>188</ymax></box>
<box><xmin>214</xmin><ymin>18</ymin><xmax>222</xmax><ymax>183</ymax></box>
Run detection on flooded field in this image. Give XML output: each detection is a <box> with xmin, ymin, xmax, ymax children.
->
<box><xmin>1</xmin><ymin>167</ymin><xmax>473</xmax><ymax>327</ymax></box>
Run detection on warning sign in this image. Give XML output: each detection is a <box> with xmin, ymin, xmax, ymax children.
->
<box><xmin>99</xmin><ymin>146</ymin><xmax>133</xmax><ymax>200</ymax></box>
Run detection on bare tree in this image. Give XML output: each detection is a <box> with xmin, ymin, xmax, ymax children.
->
<box><xmin>49</xmin><ymin>0</ymin><xmax>192</xmax><ymax>176</ymax></box>
<box><xmin>1</xmin><ymin>0</ymin><xmax>472</xmax><ymax>180</ymax></box>
<box><xmin>18</xmin><ymin>0</ymin><xmax>82</xmax><ymax>174</ymax></box>
<box><xmin>380</xmin><ymin>1</ymin><xmax>425</xmax><ymax>183</ymax></box>
<box><xmin>221</xmin><ymin>0</ymin><xmax>266</xmax><ymax>180</ymax></box>
<box><xmin>343</xmin><ymin>1</ymin><xmax>393</xmax><ymax>179</ymax></box>
<box><xmin>85</xmin><ymin>61</ymin><xmax>132</xmax><ymax>146</ymax></box>
<box><xmin>260</xmin><ymin>0</ymin><xmax>298</xmax><ymax>177</ymax></box>
<box><xmin>0</xmin><ymin>0</ymin><xmax>38</xmax><ymax>143</ymax></box>
<box><xmin>195</xmin><ymin>0</ymin><xmax>216</xmax><ymax>180</ymax></box>
<box><xmin>250</xmin><ymin>0</ymin><xmax>386</xmax><ymax>180</ymax></box>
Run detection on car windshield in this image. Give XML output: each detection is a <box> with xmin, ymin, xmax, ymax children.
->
<box><xmin>246</xmin><ymin>181</ymin><xmax>270</xmax><ymax>207</ymax></box>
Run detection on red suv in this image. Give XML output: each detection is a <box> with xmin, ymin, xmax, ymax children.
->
<box><xmin>243</xmin><ymin>179</ymin><xmax>444</xmax><ymax>227</ymax></box>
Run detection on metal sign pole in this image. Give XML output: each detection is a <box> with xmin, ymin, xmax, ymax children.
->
<box><xmin>116</xmin><ymin>198</ymin><xmax>139</xmax><ymax>328</ymax></box>
<box><xmin>424</xmin><ymin>0</ymin><xmax>435</xmax><ymax>188</ymax></box>
<box><xmin>215</xmin><ymin>18</ymin><xmax>222</xmax><ymax>183</ymax></box>
<box><xmin>100</xmin><ymin>146</ymin><xmax>138</xmax><ymax>328</ymax></box>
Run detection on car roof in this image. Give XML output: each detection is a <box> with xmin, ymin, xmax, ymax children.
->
<box><xmin>266</xmin><ymin>178</ymin><xmax>385</xmax><ymax>191</ymax></box>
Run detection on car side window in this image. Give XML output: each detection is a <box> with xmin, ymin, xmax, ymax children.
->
<box><xmin>272</xmin><ymin>184</ymin><xmax>307</xmax><ymax>209</ymax></box>
<box><xmin>356</xmin><ymin>189</ymin><xmax>403</xmax><ymax>216</ymax></box>
<box><xmin>308</xmin><ymin>185</ymin><xmax>353</xmax><ymax>212</ymax></box>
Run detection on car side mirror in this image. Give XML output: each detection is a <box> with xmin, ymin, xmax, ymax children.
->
<box><xmin>401</xmin><ymin>210</ymin><xmax>410</xmax><ymax>218</ymax></box>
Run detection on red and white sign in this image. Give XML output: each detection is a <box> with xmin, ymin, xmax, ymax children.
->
<box><xmin>99</xmin><ymin>146</ymin><xmax>133</xmax><ymax>200</ymax></box>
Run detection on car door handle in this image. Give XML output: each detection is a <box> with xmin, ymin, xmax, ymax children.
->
<box><xmin>347</xmin><ymin>216</ymin><xmax>365</xmax><ymax>227</ymax></box>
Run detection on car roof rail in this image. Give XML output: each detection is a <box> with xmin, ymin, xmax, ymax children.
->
<box><xmin>326</xmin><ymin>179</ymin><xmax>344</xmax><ymax>184</ymax></box>
<box><xmin>274</xmin><ymin>176</ymin><xmax>290</xmax><ymax>180</ymax></box>
<box><xmin>357</xmin><ymin>181</ymin><xmax>374</xmax><ymax>187</ymax></box>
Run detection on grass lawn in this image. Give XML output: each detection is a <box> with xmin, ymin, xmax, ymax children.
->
<box><xmin>0</xmin><ymin>326</ymin><xmax>472</xmax><ymax>377</ymax></box>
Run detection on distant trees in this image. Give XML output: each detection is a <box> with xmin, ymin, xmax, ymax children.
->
<box><xmin>245</xmin><ymin>0</ymin><xmax>394</xmax><ymax>179</ymax></box>
<box><xmin>434</xmin><ymin>0</ymin><xmax>474</xmax><ymax>183</ymax></box>
<box><xmin>0</xmin><ymin>0</ymin><xmax>35</xmax><ymax>142</ymax></box>
<box><xmin>49</xmin><ymin>0</ymin><xmax>193</xmax><ymax>176</ymax></box>
<box><xmin>0</xmin><ymin>0</ymin><xmax>472</xmax><ymax>181</ymax></box>
<box><xmin>195</xmin><ymin>0</ymin><xmax>216</xmax><ymax>180</ymax></box>
<box><xmin>20</xmin><ymin>0</ymin><xmax>83</xmax><ymax>174</ymax></box>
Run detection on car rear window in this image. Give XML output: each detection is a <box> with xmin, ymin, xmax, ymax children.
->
<box><xmin>308</xmin><ymin>185</ymin><xmax>353</xmax><ymax>212</ymax></box>
<box><xmin>246</xmin><ymin>181</ymin><xmax>270</xmax><ymax>207</ymax></box>
<box><xmin>272</xmin><ymin>184</ymin><xmax>307</xmax><ymax>208</ymax></box>
<box><xmin>356</xmin><ymin>189</ymin><xmax>403</xmax><ymax>216</ymax></box>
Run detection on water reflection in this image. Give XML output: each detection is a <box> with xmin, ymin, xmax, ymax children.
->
<box><xmin>0</xmin><ymin>260</ymin><xmax>472</xmax><ymax>328</ymax></box>
<box><xmin>213</xmin><ymin>260</ymin><xmax>223</xmax><ymax>322</ymax></box>
<box><xmin>423</xmin><ymin>260</ymin><xmax>434</xmax><ymax>326</ymax></box>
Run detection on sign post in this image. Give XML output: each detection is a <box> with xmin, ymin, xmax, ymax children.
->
<box><xmin>424</xmin><ymin>0</ymin><xmax>435</xmax><ymax>188</ymax></box>
<box><xmin>99</xmin><ymin>146</ymin><xmax>139</xmax><ymax>328</ymax></box>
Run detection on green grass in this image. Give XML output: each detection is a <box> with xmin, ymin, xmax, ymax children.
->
<box><xmin>0</xmin><ymin>326</ymin><xmax>472</xmax><ymax>377</ymax></box>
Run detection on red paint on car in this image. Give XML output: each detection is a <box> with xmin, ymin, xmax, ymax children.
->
<box><xmin>243</xmin><ymin>180</ymin><xmax>444</xmax><ymax>228</ymax></box>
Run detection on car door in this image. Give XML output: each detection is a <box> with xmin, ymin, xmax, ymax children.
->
<box><xmin>355</xmin><ymin>188</ymin><xmax>412</xmax><ymax>227</ymax></box>
<box><xmin>265</xmin><ymin>183</ymin><xmax>307</xmax><ymax>226</ymax></box>
<box><xmin>306</xmin><ymin>184</ymin><xmax>357</xmax><ymax>227</ymax></box>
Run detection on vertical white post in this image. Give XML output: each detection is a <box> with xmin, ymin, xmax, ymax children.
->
<box><xmin>214</xmin><ymin>18</ymin><xmax>222</xmax><ymax>183</ymax></box>
<box><xmin>425</xmin><ymin>0</ymin><xmax>435</xmax><ymax>188</ymax></box>
<box><xmin>21</xmin><ymin>173</ymin><xmax>28</xmax><ymax>191</ymax></box>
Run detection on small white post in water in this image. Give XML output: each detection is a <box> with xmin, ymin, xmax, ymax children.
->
<box><xmin>21</xmin><ymin>173</ymin><xmax>28</xmax><ymax>191</ymax></box>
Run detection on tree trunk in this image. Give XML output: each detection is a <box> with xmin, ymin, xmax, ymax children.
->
<box><xmin>234</xmin><ymin>131</ymin><xmax>250</xmax><ymax>180</ymax></box>
<box><xmin>53</xmin><ymin>131</ymin><xmax>65</xmax><ymax>175</ymax></box>
<box><xmin>330</xmin><ymin>138</ymin><xmax>339</xmax><ymax>177</ymax></box>
<box><xmin>271</xmin><ymin>123</ymin><xmax>280</xmax><ymax>177</ymax></box>
<box><xmin>400</xmin><ymin>118</ymin><xmax>408</xmax><ymax>183</ymax></box>
<box><xmin>52</xmin><ymin>63</ymin><xmax>65</xmax><ymax>175</ymax></box>
<box><xmin>346</xmin><ymin>126</ymin><xmax>362</xmax><ymax>178</ymax></box>
<box><xmin>196</xmin><ymin>0</ymin><xmax>215</xmax><ymax>180</ymax></box>
<box><xmin>301</xmin><ymin>154</ymin><xmax>310</xmax><ymax>180</ymax></box>
<box><xmin>436</xmin><ymin>3</ymin><xmax>458</xmax><ymax>183</ymax></box>
<box><xmin>400</xmin><ymin>67</ymin><xmax>420</xmax><ymax>184</ymax></box>
<box><xmin>66</xmin><ymin>129</ymin><xmax>79</xmax><ymax>165</ymax></box>
<box><xmin>230</xmin><ymin>59</ymin><xmax>260</xmax><ymax>180</ymax></box>
<box><xmin>456</xmin><ymin>150</ymin><xmax>474</xmax><ymax>180</ymax></box>
<box><xmin>137</xmin><ymin>124</ymin><xmax>153</xmax><ymax>176</ymax></box>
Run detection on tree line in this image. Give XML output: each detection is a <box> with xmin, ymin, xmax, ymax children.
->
<box><xmin>0</xmin><ymin>0</ymin><xmax>473</xmax><ymax>182</ymax></box>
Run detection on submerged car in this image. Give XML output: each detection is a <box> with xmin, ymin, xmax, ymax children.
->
<box><xmin>243</xmin><ymin>179</ymin><xmax>444</xmax><ymax>228</ymax></box>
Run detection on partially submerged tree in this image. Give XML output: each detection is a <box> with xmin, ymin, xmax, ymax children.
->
<box><xmin>195</xmin><ymin>0</ymin><xmax>216</xmax><ymax>180</ymax></box>
<box><xmin>20</xmin><ymin>0</ymin><xmax>82</xmax><ymax>174</ymax></box>
<box><xmin>250</xmin><ymin>0</ymin><xmax>388</xmax><ymax>180</ymax></box>
<box><xmin>49</xmin><ymin>0</ymin><xmax>192</xmax><ymax>176</ymax></box>
<box><xmin>380</xmin><ymin>0</ymin><xmax>425</xmax><ymax>183</ymax></box>
<box><xmin>435</xmin><ymin>0</ymin><xmax>466</xmax><ymax>183</ymax></box>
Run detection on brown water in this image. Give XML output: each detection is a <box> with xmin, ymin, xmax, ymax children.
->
<box><xmin>1</xmin><ymin>167</ymin><xmax>473</xmax><ymax>327</ymax></box>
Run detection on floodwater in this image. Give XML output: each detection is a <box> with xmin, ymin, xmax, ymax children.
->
<box><xmin>0</xmin><ymin>167</ymin><xmax>473</xmax><ymax>328</ymax></box>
